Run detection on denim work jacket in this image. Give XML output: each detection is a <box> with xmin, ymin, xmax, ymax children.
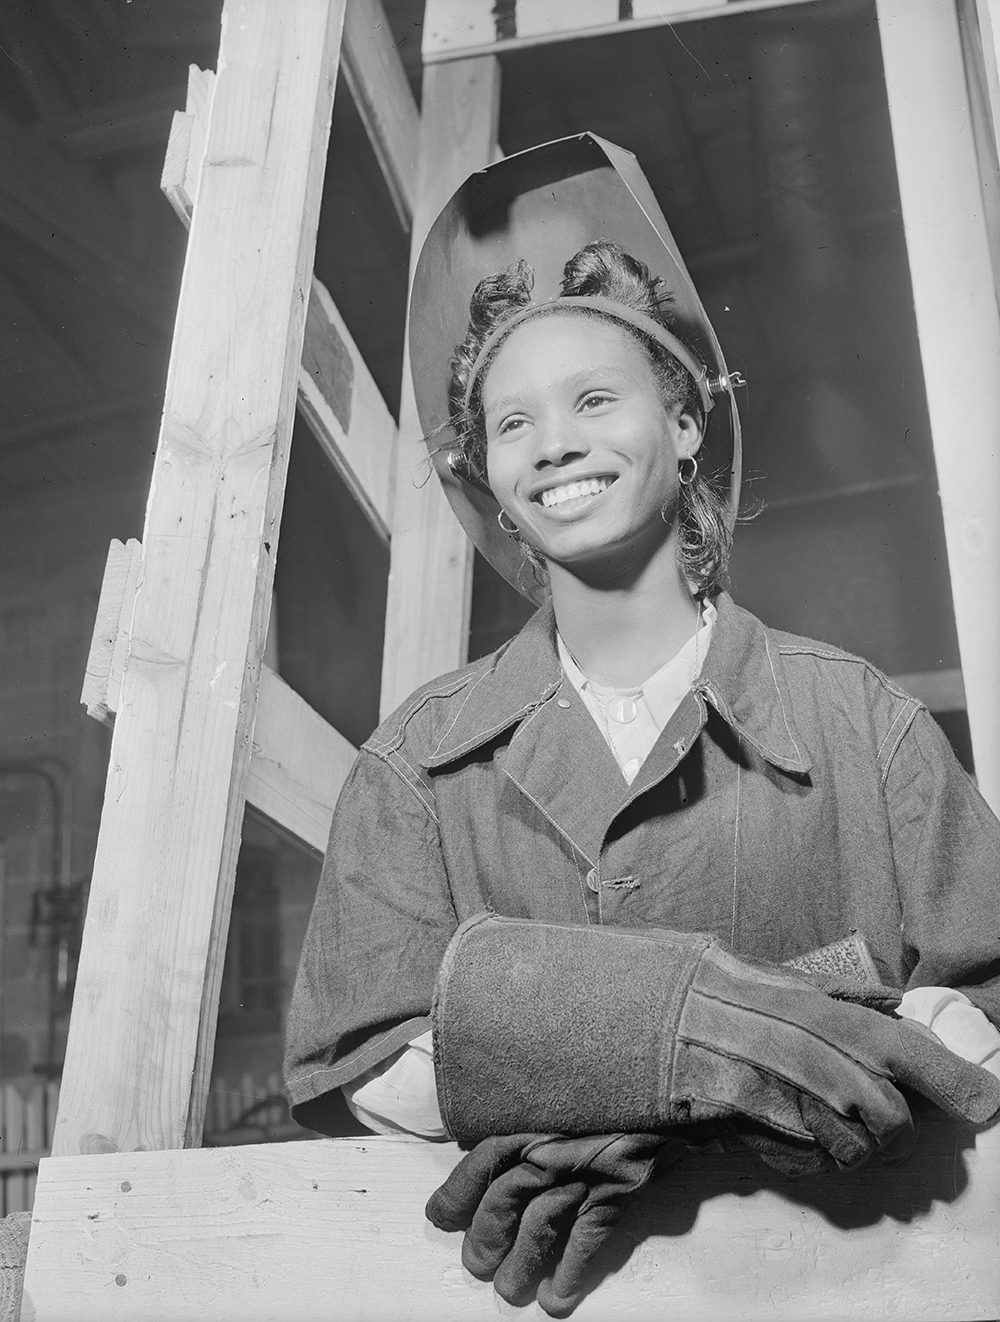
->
<box><xmin>285</xmin><ymin>594</ymin><xmax>1000</xmax><ymax>1133</ymax></box>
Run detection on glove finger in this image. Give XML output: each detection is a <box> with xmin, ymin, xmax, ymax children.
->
<box><xmin>731</xmin><ymin>1124</ymin><xmax>830</xmax><ymax>1176</ymax></box>
<box><xmin>462</xmin><ymin>1162</ymin><xmax>560</xmax><ymax>1280</ymax></box>
<box><xmin>888</xmin><ymin>1020</ymin><xmax>1000</xmax><ymax>1125</ymax></box>
<box><xmin>426</xmin><ymin>1133</ymin><xmax>547</xmax><ymax>1231</ymax></box>
<box><xmin>491</xmin><ymin>1181</ymin><xmax>588</xmax><ymax>1306</ymax></box>
<box><xmin>537</xmin><ymin>1201</ymin><xmax>628</xmax><ymax>1318</ymax></box>
<box><xmin>799</xmin><ymin>1093</ymin><xmax>894</xmax><ymax>1169</ymax></box>
<box><xmin>524</xmin><ymin>1132</ymin><xmax>669</xmax><ymax>1188</ymax></box>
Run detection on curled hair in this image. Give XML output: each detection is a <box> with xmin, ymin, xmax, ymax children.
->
<box><xmin>447</xmin><ymin>240</ymin><xmax>732</xmax><ymax>598</ymax></box>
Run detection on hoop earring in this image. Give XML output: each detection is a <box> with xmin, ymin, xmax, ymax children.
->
<box><xmin>497</xmin><ymin>509</ymin><xmax>519</xmax><ymax>535</ymax></box>
<box><xmin>678</xmin><ymin>456</ymin><xmax>698</xmax><ymax>487</ymax></box>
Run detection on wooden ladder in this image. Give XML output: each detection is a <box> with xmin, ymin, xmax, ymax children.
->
<box><xmin>19</xmin><ymin>1</ymin><xmax>1000</xmax><ymax>1318</ymax></box>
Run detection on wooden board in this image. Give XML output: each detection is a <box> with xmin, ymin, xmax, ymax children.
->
<box><xmin>341</xmin><ymin>0</ymin><xmax>419</xmax><ymax>230</ymax></box>
<box><xmin>162</xmin><ymin>70</ymin><xmax>398</xmax><ymax>545</ymax></box>
<box><xmin>421</xmin><ymin>0</ymin><xmax>818</xmax><ymax>63</ymax></box>
<box><xmin>876</xmin><ymin>0</ymin><xmax>1000</xmax><ymax>814</ymax></box>
<box><xmin>297</xmin><ymin>276</ymin><xmax>396</xmax><ymax>543</ymax></box>
<box><xmin>21</xmin><ymin>1118</ymin><xmax>1000</xmax><ymax>1320</ymax></box>
<box><xmin>379</xmin><ymin>57</ymin><xmax>500</xmax><ymax>718</ymax></box>
<box><xmin>81</xmin><ymin>539</ymin><xmax>353</xmax><ymax>858</ymax></box>
<box><xmin>80</xmin><ymin>538</ymin><xmax>142</xmax><ymax>727</ymax></box>
<box><xmin>248</xmin><ymin>666</ymin><xmax>356</xmax><ymax>855</ymax></box>
<box><xmin>51</xmin><ymin>0</ymin><xmax>347</xmax><ymax>1159</ymax></box>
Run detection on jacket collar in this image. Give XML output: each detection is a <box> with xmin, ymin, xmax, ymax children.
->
<box><xmin>695</xmin><ymin>595</ymin><xmax>812</xmax><ymax>775</ymax></box>
<box><xmin>419</xmin><ymin>592</ymin><xmax>811</xmax><ymax>776</ymax></box>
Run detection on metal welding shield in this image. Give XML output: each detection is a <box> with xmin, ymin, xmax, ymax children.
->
<box><xmin>408</xmin><ymin>132</ymin><xmax>742</xmax><ymax>604</ymax></box>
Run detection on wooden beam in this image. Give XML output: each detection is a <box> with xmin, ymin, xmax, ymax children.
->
<box><xmin>421</xmin><ymin>0</ymin><xmax>821</xmax><ymax>63</ymax></box>
<box><xmin>298</xmin><ymin>277</ymin><xmax>395</xmax><ymax>541</ymax></box>
<box><xmin>161</xmin><ymin>66</ymin><xmax>216</xmax><ymax>225</ymax></box>
<box><xmin>80</xmin><ymin>538</ymin><xmax>354</xmax><ymax>855</ymax></box>
<box><xmin>81</xmin><ymin>539</ymin><xmax>143</xmax><ymax>728</ymax></box>
<box><xmin>162</xmin><ymin>69</ymin><xmax>395</xmax><ymax>542</ymax></box>
<box><xmin>341</xmin><ymin>0</ymin><xmax>419</xmax><ymax>230</ymax></box>
<box><xmin>877</xmin><ymin>0</ymin><xmax>1000</xmax><ymax>814</ymax></box>
<box><xmin>379</xmin><ymin>57</ymin><xmax>501</xmax><ymax>718</ymax></box>
<box><xmin>52</xmin><ymin>0</ymin><xmax>348</xmax><ymax>1159</ymax></box>
<box><xmin>247</xmin><ymin>667</ymin><xmax>356</xmax><ymax>855</ymax></box>
<box><xmin>23</xmin><ymin>1116</ymin><xmax>1000</xmax><ymax>1320</ymax></box>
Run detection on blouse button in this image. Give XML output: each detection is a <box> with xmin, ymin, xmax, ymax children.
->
<box><xmin>586</xmin><ymin>868</ymin><xmax>599</xmax><ymax>892</ymax></box>
<box><xmin>608</xmin><ymin>696</ymin><xmax>637</xmax><ymax>724</ymax></box>
<box><xmin>557</xmin><ymin>697</ymin><xmax>571</xmax><ymax>709</ymax></box>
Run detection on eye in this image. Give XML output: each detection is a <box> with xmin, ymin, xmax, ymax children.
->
<box><xmin>495</xmin><ymin>414</ymin><xmax>529</xmax><ymax>438</ymax></box>
<box><xmin>579</xmin><ymin>390</ymin><xmax>616</xmax><ymax>411</ymax></box>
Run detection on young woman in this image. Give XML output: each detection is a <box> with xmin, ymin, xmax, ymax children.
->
<box><xmin>285</xmin><ymin>138</ymin><xmax>999</xmax><ymax>1316</ymax></box>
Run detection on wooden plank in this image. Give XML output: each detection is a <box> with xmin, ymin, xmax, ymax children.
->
<box><xmin>421</xmin><ymin>0</ymin><xmax>820</xmax><ymax>63</ymax></box>
<box><xmin>976</xmin><ymin>1</ymin><xmax>1000</xmax><ymax>145</ymax></box>
<box><xmin>22</xmin><ymin>1118</ymin><xmax>1000</xmax><ymax>1320</ymax></box>
<box><xmin>877</xmin><ymin>0</ymin><xmax>1000</xmax><ymax>815</ymax></box>
<box><xmin>50</xmin><ymin>0</ymin><xmax>348</xmax><ymax>1160</ymax></box>
<box><xmin>297</xmin><ymin>277</ymin><xmax>396</xmax><ymax>542</ymax></box>
<box><xmin>160</xmin><ymin>65</ymin><xmax>216</xmax><ymax>225</ymax></box>
<box><xmin>341</xmin><ymin>0</ymin><xmax>419</xmax><ymax>230</ymax></box>
<box><xmin>379</xmin><ymin>57</ymin><xmax>500</xmax><ymax>718</ymax></box>
<box><xmin>248</xmin><ymin>666</ymin><xmax>356</xmax><ymax>855</ymax></box>
<box><xmin>81</xmin><ymin>539</ymin><xmax>143</xmax><ymax>727</ymax></box>
<box><xmin>161</xmin><ymin>71</ymin><xmax>396</xmax><ymax>542</ymax></box>
<box><xmin>79</xmin><ymin>540</ymin><xmax>353</xmax><ymax>855</ymax></box>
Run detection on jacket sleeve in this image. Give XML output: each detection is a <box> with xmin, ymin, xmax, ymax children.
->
<box><xmin>884</xmin><ymin>706</ymin><xmax>1000</xmax><ymax>1028</ymax></box>
<box><xmin>283</xmin><ymin>746</ymin><xmax>457</xmax><ymax>1134</ymax></box>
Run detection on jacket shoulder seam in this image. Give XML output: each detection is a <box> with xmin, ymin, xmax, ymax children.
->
<box><xmin>362</xmin><ymin>744</ymin><xmax>440</xmax><ymax>824</ymax></box>
<box><xmin>363</xmin><ymin>656</ymin><xmax>498</xmax><ymax>758</ymax></box>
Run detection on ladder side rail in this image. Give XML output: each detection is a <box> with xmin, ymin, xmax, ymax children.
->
<box><xmin>341</xmin><ymin>0</ymin><xmax>419</xmax><ymax>230</ymax></box>
<box><xmin>52</xmin><ymin>0</ymin><xmax>348</xmax><ymax>1160</ymax></box>
<box><xmin>876</xmin><ymin>0</ymin><xmax>1000</xmax><ymax>814</ymax></box>
<box><xmin>163</xmin><ymin>80</ymin><xmax>398</xmax><ymax>543</ymax></box>
<box><xmin>380</xmin><ymin>57</ymin><xmax>501</xmax><ymax>716</ymax></box>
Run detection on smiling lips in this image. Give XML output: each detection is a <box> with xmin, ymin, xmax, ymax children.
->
<box><xmin>537</xmin><ymin>475</ymin><xmax>616</xmax><ymax>509</ymax></box>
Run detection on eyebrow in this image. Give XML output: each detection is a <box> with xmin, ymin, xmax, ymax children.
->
<box><xmin>484</xmin><ymin>365</ymin><xmax>634</xmax><ymax>419</ymax></box>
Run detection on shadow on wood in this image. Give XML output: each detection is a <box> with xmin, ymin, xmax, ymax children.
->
<box><xmin>20</xmin><ymin>1106</ymin><xmax>999</xmax><ymax>1321</ymax></box>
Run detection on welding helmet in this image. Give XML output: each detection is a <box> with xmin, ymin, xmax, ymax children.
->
<box><xmin>408</xmin><ymin>132</ymin><xmax>742</xmax><ymax>604</ymax></box>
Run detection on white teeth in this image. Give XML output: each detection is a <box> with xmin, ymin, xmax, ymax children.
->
<box><xmin>539</xmin><ymin>477</ymin><xmax>612</xmax><ymax>508</ymax></box>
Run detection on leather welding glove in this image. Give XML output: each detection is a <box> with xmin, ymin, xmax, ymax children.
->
<box><xmin>426</xmin><ymin>1131</ymin><xmax>688</xmax><ymax>1318</ymax></box>
<box><xmin>432</xmin><ymin>913</ymin><xmax>1000</xmax><ymax>1165</ymax></box>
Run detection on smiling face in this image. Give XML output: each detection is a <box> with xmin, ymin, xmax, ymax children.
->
<box><xmin>483</xmin><ymin>311</ymin><xmax>702</xmax><ymax>582</ymax></box>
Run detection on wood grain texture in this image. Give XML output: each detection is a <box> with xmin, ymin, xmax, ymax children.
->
<box><xmin>297</xmin><ymin>277</ymin><xmax>396</xmax><ymax>542</ymax></box>
<box><xmin>78</xmin><ymin>546</ymin><xmax>353</xmax><ymax>855</ymax></box>
<box><xmin>160</xmin><ymin>65</ymin><xmax>215</xmax><ymax>225</ymax></box>
<box><xmin>247</xmin><ymin>666</ymin><xmax>356</xmax><ymax>855</ymax></box>
<box><xmin>341</xmin><ymin>0</ymin><xmax>419</xmax><ymax>229</ymax></box>
<box><xmin>876</xmin><ymin>0</ymin><xmax>1000</xmax><ymax>815</ymax></box>
<box><xmin>161</xmin><ymin>69</ymin><xmax>397</xmax><ymax>544</ymax></box>
<box><xmin>379</xmin><ymin>57</ymin><xmax>500</xmax><ymax>718</ymax></box>
<box><xmin>51</xmin><ymin>0</ymin><xmax>348</xmax><ymax>1160</ymax></box>
<box><xmin>22</xmin><ymin>1119</ymin><xmax>1000</xmax><ymax>1320</ymax></box>
<box><xmin>80</xmin><ymin>538</ymin><xmax>142</xmax><ymax>727</ymax></box>
<box><xmin>419</xmin><ymin>0</ymin><xmax>835</xmax><ymax>62</ymax></box>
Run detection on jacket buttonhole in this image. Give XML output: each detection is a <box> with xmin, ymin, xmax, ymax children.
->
<box><xmin>604</xmin><ymin>875</ymin><xmax>638</xmax><ymax>892</ymax></box>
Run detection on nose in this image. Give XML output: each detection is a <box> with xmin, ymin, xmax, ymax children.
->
<box><xmin>532</xmin><ymin>412</ymin><xmax>589</xmax><ymax>470</ymax></box>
